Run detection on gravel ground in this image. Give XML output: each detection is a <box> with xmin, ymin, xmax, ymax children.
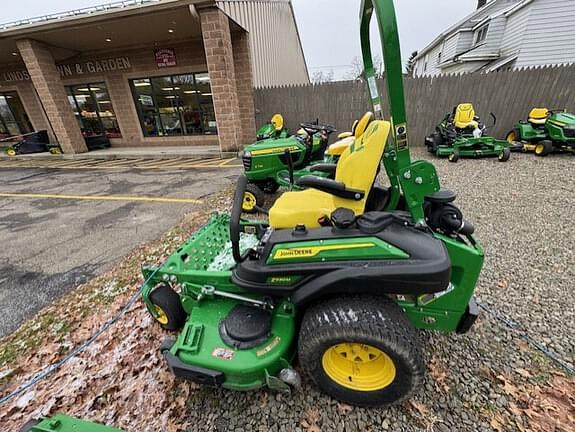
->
<box><xmin>182</xmin><ymin>148</ymin><xmax>574</xmax><ymax>432</ymax></box>
<box><xmin>1</xmin><ymin>148</ymin><xmax>573</xmax><ymax>431</ymax></box>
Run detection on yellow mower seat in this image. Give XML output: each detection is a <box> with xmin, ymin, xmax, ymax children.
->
<box><xmin>326</xmin><ymin>136</ymin><xmax>354</xmax><ymax>156</ymax></box>
<box><xmin>453</xmin><ymin>103</ymin><xmax>478</xmax><ymax>129</ymax></box>
<box><xmin>528</xmin><ymin>108</ymin><xmax>549</xmax><ymax>125</ymax></box>
<box><xmin>269</xmin><ymin>119</ymin><xmax>389</xmax><ymax>229</ymax></box>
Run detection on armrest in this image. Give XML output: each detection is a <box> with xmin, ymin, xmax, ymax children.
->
<box><xmin>296</xmin><ymin>175</ymin><xmax>365</xmax><ymax>200</ymax></box>
<box><xmin>310</xmin><ymin>163</ymin><xmax>337</xmax><ymax>175</ymax></box>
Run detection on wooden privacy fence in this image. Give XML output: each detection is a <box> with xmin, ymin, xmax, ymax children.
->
<box><xmin>254</xmin><ymin>65</ymin><xmax>575</xmax><ymax>145</ymax></box>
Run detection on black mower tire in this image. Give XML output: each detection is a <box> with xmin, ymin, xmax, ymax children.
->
<box><xmin>242</xmin><ymin>183</ymin><xmax>265</xmax><ymax>213</ymax></box>
<box><xmin>298</xmin><ymin>295</ymin><xmax>424</xmax><ymax>407</ymax></box>
<box><xmin>498</xmin><ymin>147</ymin><xmax>511</xmax><ymax>162</ymax></box>
<box><xmin>448</xmin><ymin>151</ymin><xmax>460</xmax><ymax>163</ymax></box>
<box><xmin>535</xmin><ymin>140</ymin><xmax>553</xmax><ymax>157</ymax></box>
<box><xmin>149</xmin><ymin>284</ymin><xmax>186</xmax><ymax>331</ymax></box>
<box><xmin>261</xmin><ymin>180</ymin><xmax>280</xmax><ymax>193</ymax></box>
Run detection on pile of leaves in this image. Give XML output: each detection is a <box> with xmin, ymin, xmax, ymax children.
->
<box><xmin>0</xmin><ymin>192</ymin><xmax>232</xmax><ymax>431</ymax></box>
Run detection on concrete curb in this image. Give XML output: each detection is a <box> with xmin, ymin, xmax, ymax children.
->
<box><xmin>0</xmin><ymin>151</ymin><xmax>238</xmax><ymax>161</ymax></box>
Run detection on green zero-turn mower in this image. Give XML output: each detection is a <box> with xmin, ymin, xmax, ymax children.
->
<box><xmin>256</xmin><ymin>113</ymin><xmax>290</xmax><ymax>141</ymax></box>
<box><xmin>240</xmin><ymin>119</ymin><xmax>337</xmax><ymax>212</ymax></box>
<box><xmin>425</xmin><ymin>103</ymin><xmax>513</xmax><ymax>162</ymax></box>
<box><xmin>506</xmin><ymin>107</ymin><xmax>575</xmax><ymax>156</ymax></box>
<box><xmin>140</xmin><ymin>0</ymin><xmax>484</xmax><ymax>407</ymax></box>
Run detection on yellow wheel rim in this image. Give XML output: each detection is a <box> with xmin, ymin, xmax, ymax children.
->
<box><xmin>506</xmin><ymin>132</ymin><xmax>516</xmax><ymax>144</ymax></box>
<box><xmin>535</xmin><ymin>144</ymin><xmax>544</xmax><ymax>155</ymax></box>
<box><xmin>243</xmin><ymin>191</ymin><xmax>257</xmax><ymax>211</ymax></box>
<box><xmin>153</xmin><ymin>305</ymin><xmax>169</xmax><ymax>325</ymax></box>
<box><xmin>322</xmin><ymin>343</ymin><xmax>396</xmax><ymax>392</ymax></box>
<box><xmin>448</xmin><ymin>153</ymin><xmax>456</xmax><ymax>161</ymax></box>
<box><xmin>6</xmin><ymin>148</ymin><xmax>16</xmax><ymax>157</ymax></box>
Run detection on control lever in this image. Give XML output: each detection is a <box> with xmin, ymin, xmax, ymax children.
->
<box><xmin>284</xmin><ymin>149</ymin><xmax>295</xmax><ymax>188</ymax></box>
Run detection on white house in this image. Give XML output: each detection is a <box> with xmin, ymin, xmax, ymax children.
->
<box><xmin>413</xmin><ymin>0</ymin><xmax>575</xmax><ymax>76</ymax></box>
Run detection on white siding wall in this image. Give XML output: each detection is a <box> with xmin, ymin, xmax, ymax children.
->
<box><xmin>514</xmin><ymin>0</ymin><xmax>575</xmax><ymax>67</ymax></box>
<box><xmin>414</xmin><ymin>44</ymin><xmax>443</xmax><ymax>76</ymax></box>
<box><xmin>455</xmin><ymin>31</ymin><xmax>474</xmax><ymax>54</ymax></box>
<box><xmin>217</xmin><ymin>0</ymin><xmax>310</xmax><ymax>87</ymax></box>
<box><xmin>442</xmin><ymin>33</ymin><xmax>459</xmax><ymax>60</ymax></box>
<box><xmin>442</xmin><ymin>60</ymin><xmax>488</xmax><ymax>74</ymax></box>
<box><xmin>499</xmin><ymin>3</ymin><xmax>531</xmax><ymax>56</ymax></box>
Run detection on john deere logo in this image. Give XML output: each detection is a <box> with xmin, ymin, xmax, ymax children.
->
<box><xmin>274</xmin><ymin>248</ymin><xmax>314</xmax><ymax>259</ymax></box>
<box><xmin>273</xmin><ymin>243</ymin><xmax>375</xmax><ymax>260</ymax></box>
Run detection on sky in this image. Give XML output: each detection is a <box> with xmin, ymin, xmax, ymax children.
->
<box><xmin>1</xmin><ymin>0</ymin><xmax>479</xmax><ymax>79</ymax></box>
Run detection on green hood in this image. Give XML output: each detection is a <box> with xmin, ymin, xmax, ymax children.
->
<box><xmin>549</xmin><ymin>111</ymin><xmax>575</xmax><ymax>126</ymax></box>
<box><xmin>244</xmin><ymin>136</ymin><xmax>303</xmax><ymax>155</ymax></box>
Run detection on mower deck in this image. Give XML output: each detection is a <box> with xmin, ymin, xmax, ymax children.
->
<box><xmin>435</xmin><ymin>136</ymin><xmax>510</xmax><ymax>159</ymax></box>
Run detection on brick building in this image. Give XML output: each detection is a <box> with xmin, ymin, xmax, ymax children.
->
<box><xmin>0</xmin><ymin>0</ymin><xmax>309</xmax><ymax>153</ymax></box>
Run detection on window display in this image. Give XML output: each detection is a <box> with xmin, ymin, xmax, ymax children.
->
<box><xmin>130</xmin><ymin>72</ymin><xmax>216</xmax><ymax>137</ymax></box>
<box><xmin>66</xmin><ymin>82</ymin><xmax>121</xmax><ymax>138</ymax></box>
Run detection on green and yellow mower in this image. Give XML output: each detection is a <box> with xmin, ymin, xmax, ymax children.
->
<box><xmin>141</xmin><ymin>0</ymin><xmax>484</xmax><ymax>407</ymax></box>
<box><xmin>506</xmin><ymin>108</ymin><xmax>575</xmax><ymax>156</ymax></box>
<box><xmin>425</xmin><ymin>103</ymin><xmax>514</xmax><ymax>162</ymax></box>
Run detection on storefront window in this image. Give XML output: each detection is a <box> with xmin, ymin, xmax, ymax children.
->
<box><xmin>130</xmin><ymin>73</ymin><xmax>217</xmax><ymax>137</ymax></box>
<box><xmin>0</xmin><ymin>92</ymin><xmax>33</xmax><ymax>139</ymax></box>
<box><xmin>66</xmin><ymin>82</ymin><xmax>121</xmax><ymax>138</ymax></box>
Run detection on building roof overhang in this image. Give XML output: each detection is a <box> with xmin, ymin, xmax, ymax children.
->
<box><xmin>0</xmin><ymin>0</ymin><xmax>220</xmax><ymax>66</ymax></box>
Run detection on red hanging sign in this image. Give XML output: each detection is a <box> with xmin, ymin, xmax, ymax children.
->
<box><xmin>154</xmin><ymin>48</ymin><xmax>177</xmax><ymax>68</ymax></box>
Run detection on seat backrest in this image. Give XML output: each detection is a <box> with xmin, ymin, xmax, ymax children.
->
<box><xmin>453</xmin><ymin>103</ymin><xmax>475</xmax><ymax>125</ymax></box>
<box><xmin>354</xmin><ymin>112</ymin><xmax>375</xmax><ymax>139</ymax></box>
<box><xmin>335</xmin><ymin>120</ymin><xmax>390</xmax><ymax>201</ymax></box>
<box><xmin>271</xmin><ymin>114</ymin><xmax>284</xmax><ymax>131</ymax></box>
<box><xmin>529</xmin><ymin>108</ymin><xmax>549</xmax><ymax>120</ymax></box>
<box><xmin>326</xmin><ymin>136</ymin><xmax>354</xmax><ymax>156</ymax></box>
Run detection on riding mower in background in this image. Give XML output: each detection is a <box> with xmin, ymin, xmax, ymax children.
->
<box><xmin>140</xmin><ymin>0</ymin><xmax>484</xmax><ymax>407</ymax></box>
<box><xmin>256</xmin><ymin>114</ymin><xmax>290</xmax><ymax>141</ymax></box>
<box><xmin>506</xmin><ymin>108</ymin><xmax>575</xmax><ymax>156</ymax></box>
<box><xmin>425</xmin><ymin>103</ymin><xmax>514</xmax><ymax>162</ymax></box>
<box><xmin>241</xmin><ymin>120</ymin><xmax>337</xmax><ymax>212</ymax></box>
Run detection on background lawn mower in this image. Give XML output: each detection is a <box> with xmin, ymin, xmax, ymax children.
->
<box><xmin>506</xmin><ymin>108</ymin><xmax>575</xmax><ymax>156</ymax></box>
<box><xmin>241</xmin><ymin>120</ymin><xmax>337</xmax><ymax>212</ymax></box>
<box><xmin>140</xmin><ymin>0</ymin><xmax>484</xmax><ymax>407</ymax></box>
<box><xmin>1</xmin><ymin>130</ymin><xmax>61</xmax><ymax>156</ymax></box>
<box><xmin>425</xmin><ymin>103</ymin><xmax>513</xmax><ymax>162</ymax></box>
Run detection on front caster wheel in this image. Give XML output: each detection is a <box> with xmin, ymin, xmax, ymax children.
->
<box><xmin>298</xmin><ymin>296</ymin><xmax>424</xmax><ymax>407</ymax></box>
<box><xmin>498</xmin><ymin>147</ymin><xmax>511</xmax><ymax>162</ymax></box>
<box><xmin>242</xmin><ymin>183</ymin><xmax>265</xmax><ymax>213</ymax></box>
<box><xmin>448</xmin><ymin>151</ymin><xmax>459</xmax><ymax>163</ymax></box>
<box><xmin>149</xmin><ymin>284</ymin><xmax>186</xmax><ymax>331</ymax></box>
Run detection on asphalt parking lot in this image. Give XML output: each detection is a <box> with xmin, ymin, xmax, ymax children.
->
<box><xmin>0</xmin><ymin>161</ymin><xmax>240</xmax><ymax>338</ymax></box>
